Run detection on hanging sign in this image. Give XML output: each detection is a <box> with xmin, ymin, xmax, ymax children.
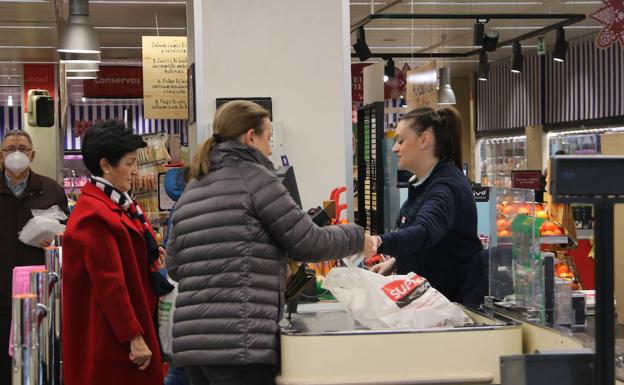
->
<box><xmin>83</xmin><ymin>66</ymin><xmax>143</xmax><ymax>98</ymax></box>
<box><xmin>23</xmin><ymin>64</ymin><xmax>55</xmax><ymax>112</ymax></box>
<box><xmin>406</xmin><ymin>61</ymin><xmax>438</xmax><ymax>110</ymax></box>
<box><xmin>351</xmin><ymin>63</ymin><xmax>372</xmax><ymax>109</ymax></box>
<box><xmin>142</xmin><ymin>36</ymin><xmax>188</xmax><ymax>119</ymax></box>
<box><xmin>537</xmin><ymin>37</ymin><xmax>546</xmax><ymax>55</ymax></box>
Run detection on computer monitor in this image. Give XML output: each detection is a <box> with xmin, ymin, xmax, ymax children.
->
<box><xmin>276</xmin><ymin>165</ymin><xmax>302</xmax><ymax>208</ymax></box>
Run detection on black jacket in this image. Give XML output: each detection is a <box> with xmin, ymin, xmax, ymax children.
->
<box><xmin>380</xmin><ymin>161</ymin><xmax>485</xmax><ymax>305</ymax></box>
<box><xmin>0</xmin><ymin>171</ymin><xmax>68</xmax><ymax>308</ymax></box>
<box><xmin>167</xmin><ymin>142</ymin><xmax>363</xmax><ymax>367</ymax></box>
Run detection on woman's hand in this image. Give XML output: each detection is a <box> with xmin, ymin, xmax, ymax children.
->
<box><xmin>363</xmin><ymin>234</ymin><xmax>378</xmax><ymax>258</ymax></box>
<box><xmin>370</xmin><ymin>257</ymin><xmax>396</xmax><ymax>276</ymax></box>
<box><xmin>129</xmin><ymin>335</ymin><xmax>152</xmax><ymax>370</ymax></box>
<box><xmin>158</xmin><ymin>247</ymin><xmax>167</xmax><ymax>269</ymax></box>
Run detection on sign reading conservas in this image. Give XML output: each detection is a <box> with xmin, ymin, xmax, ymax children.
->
<box><xmin>142</xmin><ymin>36</ymin><xmax>188</xmax><ymax>119</ymax></box>
<box><xmin>83</xmin><ymin>66</ymin><xmax>143</xmax><ymax>98</ymax></box>
<box><xmin>406</xmin><ymin>60</ymin><xmax>438</xmax><ymax>110</ymax></box>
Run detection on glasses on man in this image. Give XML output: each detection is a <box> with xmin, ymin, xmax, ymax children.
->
<box><xmin>1</xmin><ymin>146</ymin><xmax>32</xmax><ymax>154</ymax></box>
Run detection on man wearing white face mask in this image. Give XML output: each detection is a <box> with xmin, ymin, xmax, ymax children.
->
<box><xmin>0</xmin><ymin>130</ymin><xmax>68</xmax><ymax>385</ymax></box>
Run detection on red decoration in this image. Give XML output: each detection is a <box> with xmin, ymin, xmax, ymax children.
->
<box><xmin>590</xmin><ymin>0</ymin><xmax>624</xmax><ymax>49</ymax></box>
<box><xmin>74</xmin><ymin>120</ymin><xmax>91</xmax><ymax>137</ymax></box>
<box><xmin>384</xmin><ymin>63</ymin><xmax>411</xmax><ymax>100</ymax></box>
<box><xmin>74</xmin><ymin>118</ymin><xmax>125</xmax><ymax>137</ymax></box>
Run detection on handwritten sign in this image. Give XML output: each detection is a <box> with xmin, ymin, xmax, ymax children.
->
<box><xmin>406</xmin><ymin>60</ymin><xmax>438</xmax><ymax>110</ymax></box>
<box><xmin>512</xmin><ymin>170</ymin><xmax>543</xmax><ymax>191</ymax></box>
<box><xmin>142</xmin><ymin>36</ymin><xmax>188</xmax><ymax>119</ymax></box>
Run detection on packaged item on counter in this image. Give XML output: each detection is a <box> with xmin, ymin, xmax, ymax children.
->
<box><xmin>323</xmin><ymin>267</ymin><xmax>473</xmax><ymax>330</ymax></box>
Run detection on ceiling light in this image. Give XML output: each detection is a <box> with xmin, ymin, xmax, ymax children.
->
<box><xmin>7</xmin><ymin>95</ymin><xmax>13</xmax><ymax>107</ymax></box>
<box><xmin>65</xmin><ymin>62</ymin><xmax>99</xmax><ymax>72</ymax></box>
<box><xmin>482</xmin><ymin>30</ymin><xmax>499</xmax><ymax>52</ymax></box>
<box><xmin>60</xmin><ymin>52</ymin><xmax>101</xmax><ymax>63</ymax></box>
<box><xmin>407</xmin><ymin>1</ymin><xmax>542</xmax><ymax>4</ymax></box>
<box><xmin>89</xmin><ymin>0</ymin><xmax>185</xmax><ymax>3</ymax></box>
<box><xmin>81</xmin><ymin>97</ymin><xmax>87</xmax><ymax>102</ymax></box>
<box><xmin>366</xmin><ymin>26</ymin><xmax>472</xmax><ymax>31</ymax></box>
<box><xmin>67</xmin><ymin>71</ymin><xmax>98</xmax><ymax>80</ymax></box>
<box><xmin>100</xmin><ymin>46</ymin><xmax>142</xmax><ymax>50</ymax></box>
<box><xmin>94</xmin><ymin>26</ymin><xmax>185</xmax><ymax>31</ymax></box>
<box><xmin>510</xmin><ymin>41</ymin><xmax>523</xmax><ymax>73</ymax></box>
<box><xmin>58</xmin><ymin>0</ymin><xmax>100</xmax><ymax>54</ymax></box>
<box><xmin>552</xmin><ymin>27</ymin><xmax>568</xmax><ymax>63</ymax></box>
<box><xmin>474</xmin><ymin>22</ymin><xmax>485</xmax><ymax>46</ymax></box>
<box><xmin>0</xmin><ymin>46</ymin><xmax>56</xmax><ymax>49</ymax></box>
<box><xmin>384</xmin><ymin>58</ymin><xmax>395</xmax><ymax>82</ymax></box>
<box><xmin>352</xmin><ymin>27</ymin><xmax>372</xmax><ymax>61</ymax></box>
<box><xmin>0</xmin><ymin>25</ymin><xmax>54</xmax><ymax>29</ymax></box>
<box><xmin>437</xmin><ymin>67</ymin><xmax>456</xmax><ymax>105</ymax></box>
<box><xmin>478</xmin><ymin>51</ymin><xmax>489</xmax><ymax>81</ymax></box>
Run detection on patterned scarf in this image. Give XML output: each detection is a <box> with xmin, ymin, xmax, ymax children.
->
<box><xmin>90</xmin><ymin>176</ymin><xmax>174</xmax><ymax>296</ymax></box>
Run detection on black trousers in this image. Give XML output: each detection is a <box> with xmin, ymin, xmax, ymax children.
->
<box><xmin>0</xmin><ymin>308</ymin><xmax>11</xmax><ymax>385</ymax></box>
<box><xmin>185</xmin><ymin>364</ymin><xmax>275</xmax><ymax>385</ymax></box>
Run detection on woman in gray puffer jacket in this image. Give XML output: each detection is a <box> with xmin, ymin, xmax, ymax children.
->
<box><xmin>166</xmin><ymin>100</ymin><xmax>373</xmax><ymax>385</ymax></box>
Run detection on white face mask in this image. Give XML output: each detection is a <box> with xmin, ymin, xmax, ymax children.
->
<box><xmin>4</xmin><ymin>151</ymin><xmax>31</xmax><ymax>173</ymax></box>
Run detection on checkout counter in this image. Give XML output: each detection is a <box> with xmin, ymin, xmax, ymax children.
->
<box><xmin>276</xmin><ymin>300</ymin><xmax>624</xmax><ymax>385</ymax></box>
<box><xmin>275</xmin><ymin>157</ymin><xmax>624</xmax><ymax>384</ymax></box>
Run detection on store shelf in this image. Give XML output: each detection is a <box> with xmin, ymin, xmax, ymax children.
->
<box><xmin>496</xmin><ymin>235</ymin><xmax>569</xmax><ymax>245</ymax></box>
<box><xmin>577</xmin><ymin>229</ymin><xmax>593</xmax><ymax>240</ymax></box>
<box><xmin>540</xmin><ymin>235</ymin><xmax>569</xmax><ymax>245</ymax></box>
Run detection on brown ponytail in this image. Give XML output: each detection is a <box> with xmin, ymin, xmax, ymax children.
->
<box><xmin>436</xmin><ymin>107</ymin><xmax>463</xmax><ymax>170</ymax></box>
<box><xmin>189</xmin><ymin>100</ymin><xmax>270</xmax><ymax>180</ymax></box>
<box><xmin>190</xmin><ymin>136</ymin><xmax>217</xmax><ymax>180</ymax></box>
<box><xmin>399</xmin><ymin>106</ymin><xmax>463</xmax><ymax>169</ymax></box>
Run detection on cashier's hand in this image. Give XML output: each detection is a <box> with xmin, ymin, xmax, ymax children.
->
<box><xmin>363</xmin><ymin>234</ymin><xmax>377</xmax><ymax>258</ymax></box>
<box><xmin>158</xmin><ymin>247</ymin><xmax>167</xmax><ymax>269</ymax></box>
<box><xmin>370</xmin><ymin>257</ymin><xmax>396</xmax><ymax>276</ymax></box>
<box><xmin>129</xmin><ymin>335</ymin><xmax>152</xmax><ymax>370</ymax></box>
<box><xmin>39</xmin><ymin>239</ymin><xmax>53</xmax><ymax>248</ymax></box>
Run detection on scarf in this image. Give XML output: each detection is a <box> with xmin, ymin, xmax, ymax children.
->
<box><xmin>90</xmin><ymin>176</ymin><xmax>174</xmax><ymax>296</ymax></box>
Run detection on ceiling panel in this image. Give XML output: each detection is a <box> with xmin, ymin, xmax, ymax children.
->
<box><xmin>0</xmin><ymin>1</ymin><xmax>604</xmax><ymax>78</ymax></box>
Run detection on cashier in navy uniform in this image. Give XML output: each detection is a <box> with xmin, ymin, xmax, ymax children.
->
<box><xmin>368</xmin><ymin>107</ymin><xmax>486</xmax><ymax>307</ymax></box>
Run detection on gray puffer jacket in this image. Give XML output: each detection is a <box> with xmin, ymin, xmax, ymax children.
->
<box><xmin>166</xmin><ymin>141</ymin><xmax>364</xmax><ymax>367</ymax></box>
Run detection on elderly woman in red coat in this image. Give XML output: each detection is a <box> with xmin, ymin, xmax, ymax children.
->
<box><xmin>62</xmin><ymin>121</ymin><xmax>173</xmax><ymax>385</ymax></box>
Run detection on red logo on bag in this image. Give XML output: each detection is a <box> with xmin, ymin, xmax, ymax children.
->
<box><xmin>382</xmin><ymin>275</ymin><xmax>427</xmax><ymax>302</ymax></box>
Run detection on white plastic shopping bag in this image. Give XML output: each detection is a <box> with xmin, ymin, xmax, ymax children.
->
<box><xmin>323</xmin><ymin>267</ymin><xmax>473</xmax><ymax>330</ymax></box>
<box><xmin>19</xmin><ymin>205</ymin><xmax>67</xmax><ymax>248</ymax></box>
<box><xmin>158</xmin><ymin>276</ymin><xmax>178</xmax><ymax>359</ymax></box>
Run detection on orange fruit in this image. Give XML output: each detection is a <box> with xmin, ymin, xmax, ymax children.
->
<box><xmin>542</xmin><ymin>230</ymin><xmax>555</xmax><ymax>236</ymax></box>
<box><xmin>502</xmin><ymin>205</ymin><xmax>513</xmax><ymax>216</ymax></box>
<box><xmin>552</xmin><ymin>228</ymin><xmax>563</xmax><ymax>235</ymax></box>
<box><xmin>497</xmin><ymin>219</ymin><xmax>510</xmax><ymax>230</ymax></box>
<box><xmin>555</xmin><ymin>264</ymin><xmax>569</xmax><ymax>275</ymax></box>
<box><xmin>541</xmin><ymin>221</ymin><xmax>558</xmax><ymax>232</ymax></box>
<box><xmin>498</xmin><ymin>230</ymin><xmax>511</xmax><ymax>237</ymax></box>
<box><xmin>517</xmin><ymin>207</ymin><xmax>530</xmax><ymax>215</ymax></box>
<box><xmin>536</xmin><ymin>210</ymin><xmax>549</xmax><ymax>219</ymax></box>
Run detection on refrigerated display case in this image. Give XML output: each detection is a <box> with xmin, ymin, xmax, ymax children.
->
<box><xmin>476</xmin><ymin>135</ymin><xmax>527</xmax><ymax>188</ymax></box>
<box><xmin>547</xmin><ymin>126</ymin><xmax>624</xmax><ymax>156</ymax></box>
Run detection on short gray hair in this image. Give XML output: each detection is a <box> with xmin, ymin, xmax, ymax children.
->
<box><xmin>2</xmin><ymin>130</ymin><xmax>33</xmax><ymax>147</ymax></box>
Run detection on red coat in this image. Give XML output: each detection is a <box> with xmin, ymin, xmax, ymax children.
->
<box><xmin>62</xmin><ymin>183</ymin><xmax>163</xmax><ymax>385</ymax></box>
